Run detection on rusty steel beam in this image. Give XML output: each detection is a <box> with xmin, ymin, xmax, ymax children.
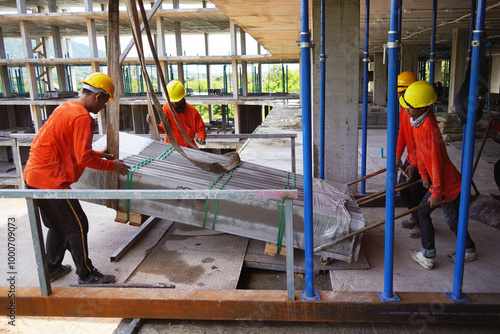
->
<box><xmin>2</xmin><ymin>287</ymin><xmax>499</xmax><ymax>323</ymax></box>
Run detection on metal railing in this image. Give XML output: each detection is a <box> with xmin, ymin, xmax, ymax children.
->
<box><xmin>0</xmin><ymin>188</ymin><xmax>297</xmax><ymax>301</ymax></box>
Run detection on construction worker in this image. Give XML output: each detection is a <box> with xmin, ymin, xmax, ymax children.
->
<box><xmin>395</xmin><ymin>71</ymin><xmax>430</xmax><ymax>238</ymax></box>
<box><xmin>400</xmin><ymin>81</ymin><xmax>476</xmax><ymax>270</ymax></box>
<box><xmin>23</xmin><ymin>72</ymin><xmax>130</xmax><ymax>284</ymax></box>
<box><xmin>147</xmin><ymin>80</ymin><xmax>207</xmax><ymax>148</ymax></box>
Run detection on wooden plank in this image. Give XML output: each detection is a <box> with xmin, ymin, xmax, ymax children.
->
<box><xmin>115</xmin><ymin>209</ymin><xmax>148</xmax><ymax>226</ymax></box>
<box><xmin>1</xmin><ymin>287</ymin><xmax>500</xmax><ymax>324</ymax></box>
<box><xmin>264</xmin><ymin>242</ymin><xmax>286</xmax><ymax>257</ymax></box>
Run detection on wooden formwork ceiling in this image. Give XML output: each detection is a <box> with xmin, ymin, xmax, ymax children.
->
<box><xmin>210</xmin><ymin>0</ymin><xmax>500</xmax><ymax>59</ymax></box>
<box><xmin>210</xmin><ymin>0</ymin><xmax>301</xmax><ymax>60</ymax></box>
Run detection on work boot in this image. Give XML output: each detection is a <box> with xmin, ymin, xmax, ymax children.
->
<box><xmin>401</xmin><ymin>216</ymin><xmax>417</xmax><ymax>229</ymax></box>
<box><xmin>410</xmin><ymin>249</ymin><xmax>435</xmax><ymax>270</ymax></box>
<box><xmin>408</xmin><ymin>225</ymin><xmax>422</xmax><ymax>238</ymax></box>
<box><xmin>446</xmin><ymin>250</ymin><xmax>477</xmax><ymax>264</ymax></box>
<box><xmin>49</xmin><ymin>264</ymin><xmax>72</xmax><ymax>282</ymax></box>
<box><xmin>78</xmin><ymin>268</ymin><xmax>116</xmax><ymax>284</ymax></box>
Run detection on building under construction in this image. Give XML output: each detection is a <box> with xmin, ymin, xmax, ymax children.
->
<box><xmin>1</xmin><ymin>0</ymin><xmax>500</xmax><ymax>332</ymax></box>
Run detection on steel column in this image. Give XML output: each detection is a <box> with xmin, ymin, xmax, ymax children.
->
<box><xmin>300</xmin><ymin>0</ymin><xmax>317</xmax><ymax>300</ymax></box>
<box><xmin>360</xmin><ymin>0</ymin><xmax>370</xmax><ymax>194</ymax></box>
<box><xmin>379</xmin><ymin>0</ymin><xmax>400</xmax><ymax>302</ymax></box>
<box><xmin>25</xmin><ymin>198</ymin><xmax>51</xmax><ymax>296</ymax></box>
<box><xmin>319</xmin><ymin>0</ymin><xmax>326</xmax><ymax>180</ymax></box>
<box><xmin>446</xmin><ymin>0</ymin><xmax>486</xmax><ymax>304</ymax></box>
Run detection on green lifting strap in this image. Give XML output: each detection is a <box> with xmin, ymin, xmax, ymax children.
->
<box><xmin>203</xmin><ymin>172</ymin><xmax>225</xmax><ymax>228</ymax></box>
<box><xmin>276</xmin><ymin>172</ymin><xmax>294</xmax><ymax>254</ymax></box>
<box><xmin>211</xmin><ymin>170</ymin><xmax>233</xmax><ymax>230</ymax></box>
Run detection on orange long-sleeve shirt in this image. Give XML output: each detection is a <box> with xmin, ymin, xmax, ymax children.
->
<box><xmin>24</xmin><ymin>100</ymin><xmax>115</xmax><ymax>189</ymax></box>
<box><xmin>396</xmin><ymin>106</ymin><xmax>418</xmax><ymax>167</ymax></box>
<box><xmin>413</xmin><ymin>112</ymin><xmax>461</xmax><ymax>203</ymax></box>
<box><xmin>158</xmin><ymin>102</ymin><xmax>206</xmax><ymax>148</ymax></box>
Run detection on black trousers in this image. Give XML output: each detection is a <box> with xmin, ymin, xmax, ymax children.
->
<box><xmin>28</xmin><ymin>186</ymin><xmax>95</xmax><ymax>277</ymax></box>
<box><xmin>416</xmin><ymin>191</ymin><xmax>476</xmax><ymax>257</ymax></box>
<box><xmin>399</xmin><ymin>159</ymin><xmax>428</xmax><ymax>222</ymax></box>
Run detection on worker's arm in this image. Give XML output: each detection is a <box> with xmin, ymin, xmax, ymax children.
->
<box><xmin>72</xmin><ymin>116</ymin><xmax>116</xmax><ymax>172</ymax></box>
<box><xmin>194</xmin><ymin>111</ymin><xmax>207</xmax><ymax>145</ymax></box>
<box><xmin>395</xmin><ymin>109</ymin><xmax>407</xmax><ymax>171</ymax></box>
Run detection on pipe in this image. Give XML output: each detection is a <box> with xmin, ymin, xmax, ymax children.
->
<box><xmin>429</xmin><ymin>0</ymin><xmax>437</xmax><ymax>85</ymax></box>
<box><xmin>319</xmin><ymin>0</ymin><xmax>326</xmax><ymax>180</ymax></box>
<box><xmin>314</xmin><ymin>202</ymin><xmax>430</xmax><ymax>253</ymax></box>
<box><xmin>360</xmin><ymin>0</ymin><xmax>370</xmax><ymax>193</ymax></box>
<box><xmin>300</xmin><ymin>0</ymin><xmax>315</xmax><ymax>299</ymax></box>
<box><xmin>348</xmin><ymin>167</ymin><xmax>385</xmax><ymax>186</ymax></box>
<box><xmin>451</xmin><ymin>0</ymin><xmax>486</xmax><ymax>302</ymax></box>
<box><xmin>381</xmin><ymin>0</ymin><xmax>400</xmax><ymax>302</ymax></box>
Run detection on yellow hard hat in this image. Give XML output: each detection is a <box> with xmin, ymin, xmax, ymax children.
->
<box><xmin>167</xmin><ymin>80</ymin><xmax>186</xmax><ymax>102</ymax></box>
<box><xmin>397</xmin><ymin>71</ymin><xmax>418</xmax><ymax>93</ymax></box>
<box><xmin>399</xmin><ymin>81</ymin><xmax>437</xmax><ymax>109</ymax></box>
<box><xmin>82</xmin><ymin>72</ymin><xmax>115</xmax><ymax>102</ymax></box>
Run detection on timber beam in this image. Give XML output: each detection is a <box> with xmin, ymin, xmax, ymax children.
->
<box><xmin>1</xmin><ymin>287</ymin><xmax>499</xmax><ymax>323</ymax></box>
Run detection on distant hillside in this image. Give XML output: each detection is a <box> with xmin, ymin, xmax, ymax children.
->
<box><xmin>3</xmin><ymin>39</ymin><xmax>106</xmax><ymax>59</ymax></box>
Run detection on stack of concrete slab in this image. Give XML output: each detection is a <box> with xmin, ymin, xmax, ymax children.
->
<box><xmin>77</xmin><ymin>133</ymin><xmax>365</xmax><ymax>263</ymax></box>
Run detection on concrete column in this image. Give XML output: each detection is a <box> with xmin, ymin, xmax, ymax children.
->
<box><xmin>0</xmin><ymin>28</ymin><xmax>12</xmax><ymax>97</ymax></box>
<box><xmin>448</xmin><ymin>28</ymin><xmax>468</xmax><ymax>112</ymax></box>
<box><xmin>205</xmin><ymin>32</ymin><xmax>213</xmax><ymax>121</ymax></box>
<box><xmin>311</xmin><ymin>0</ymin><xmax>359</xmax><ymax>184</ymax></box>
<box><xmin>373</xmin><ymin>52</ymin><xmax>387</xmax><ymax>107</ymax></box>
<box><xmin>230</xmin><ymin>20</ymin><xmax>238</xmax><ymax>99</ymax></box>
<box><xmin>400</xmin><ymin>44</ymin><xmax>419</xmax><ymax>74</ymax></box>
<box><xmin>156</xmin><ymin>16</ymin><xmax>168</xmax><ymax>97</ymax></box>
<box><xmin>491</xmin><ymin>56</ymin><xmax>500</xmax><ymax>94</ymax></box>
<box><xmin>174</xmin><ymin>22</ymin><xmax>184</xmax><ymax>83</ymax></box>
<box><xmin>51</xmin><ymin>26</ymin><xmax>68</xmax><ymax>90</ymax></box>
<box><xmin>401</xmin><ymin>44</ymin><xmax>418</xmax><ymax>74</ymax></box>
<box><xmin>434</xmin><ymin>60</ymin><xmax>442</xmax><ymax>83</ymax></box>
<box><xmin>240</xmin><ymin>27</ymin><xmax>248</xmax><ymax>97</ymax></box>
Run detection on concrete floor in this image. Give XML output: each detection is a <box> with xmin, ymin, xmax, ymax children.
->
<box><xmin>1</xmin><ymin>105</ymin><xmax>500</xmax><ymax>333</ymax></box>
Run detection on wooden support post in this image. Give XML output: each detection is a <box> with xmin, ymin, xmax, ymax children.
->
<box><xmin>106</xmin><ymin>0</ymin><xmax>121</xmax><ymax>209</ymax></box>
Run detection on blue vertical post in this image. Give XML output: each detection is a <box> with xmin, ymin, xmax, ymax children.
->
<box><xmin>378</xmin><ymin>0</ymin><xmax>400</xmax><ymax>303</ymax></box>
<box><xmin>299</xmin><ymin>0</ymin><xmax>318</xmax><ymax>301</ymax></box>
<box><xmin>397</xmin><ymin>0</ymin><xmax>402</xmax><ymax>72</ymax></box>
<box><xmin>319</xmin><ymin>0</ymin><xmax>326</xmax><ymax>180</ymax></box>
<box><xmin>446</xmin><ymin>0</ymin><xmax>485</xmax><ymax>304</ymax></box>
<box><xmin>360</xmin><ymin>0</ymin><xmax>370</xmax><ymax>194</ymax></box>
<box><xmin>429</xmin><ymin>0</ymin><xmax>437</xmax><ymax>85</ymax></box>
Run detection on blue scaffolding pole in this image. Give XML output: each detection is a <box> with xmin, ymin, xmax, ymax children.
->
<box><xmin>446</xmin><ymin>0</ymin><xmax>486</xmax><ymax>304</ymax></box>
<box><xmin>360</xmin><ymin>0</ymin><xmax>370</xmax><ymax>193</ymax></box>
<box><xmin>319</xmin><ymin>0</ymin><xmax>326</xmax><ymax>180</ymax></box>
<box><xmin>299</xmin><ymin>0</ymin><xmax>318</xmax><ymax>301</ymax></box>
<box><xmin>429</xmin><ymin>0</ymin><xmax>437</xmax><ymax>85</ymax></box>
<box><xmin>378</xmin><ymin>0</ymin><xmax>400</xmax><ymax>303</ymax></box>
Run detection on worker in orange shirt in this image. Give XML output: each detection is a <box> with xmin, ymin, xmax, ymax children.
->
<box><xmin>400</xmin><ymin>81</ymin><xmax>476</xmax><ymax>270</ymax></box>
<box><xmin>147</xmin><ymin>80</ymin><xmax>206</xmax><ymax>147</ymax></box>
<box><xmin>395</xmin><ymin>71</ymin><xmax>429</xmax><ymax>238</ymax></box>
<box><xmin>23</xmin><ymin>72</ymin><xmax>130</xmax><ymax>284</ymax></box>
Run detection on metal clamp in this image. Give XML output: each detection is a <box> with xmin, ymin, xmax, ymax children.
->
<box><xmin>386</xmin><ymin>41</ymin><xmax>400</xmax><ymax>49</ymax></box>
<box><xmin>299</xmin><ymin>42</ymin><xmax>311</xmax><ymax>48</ymax></box>
<box><xmin>472</xmin><ymin>40</ymin><xmax>480</xmax><ymax>47</ymax></box>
